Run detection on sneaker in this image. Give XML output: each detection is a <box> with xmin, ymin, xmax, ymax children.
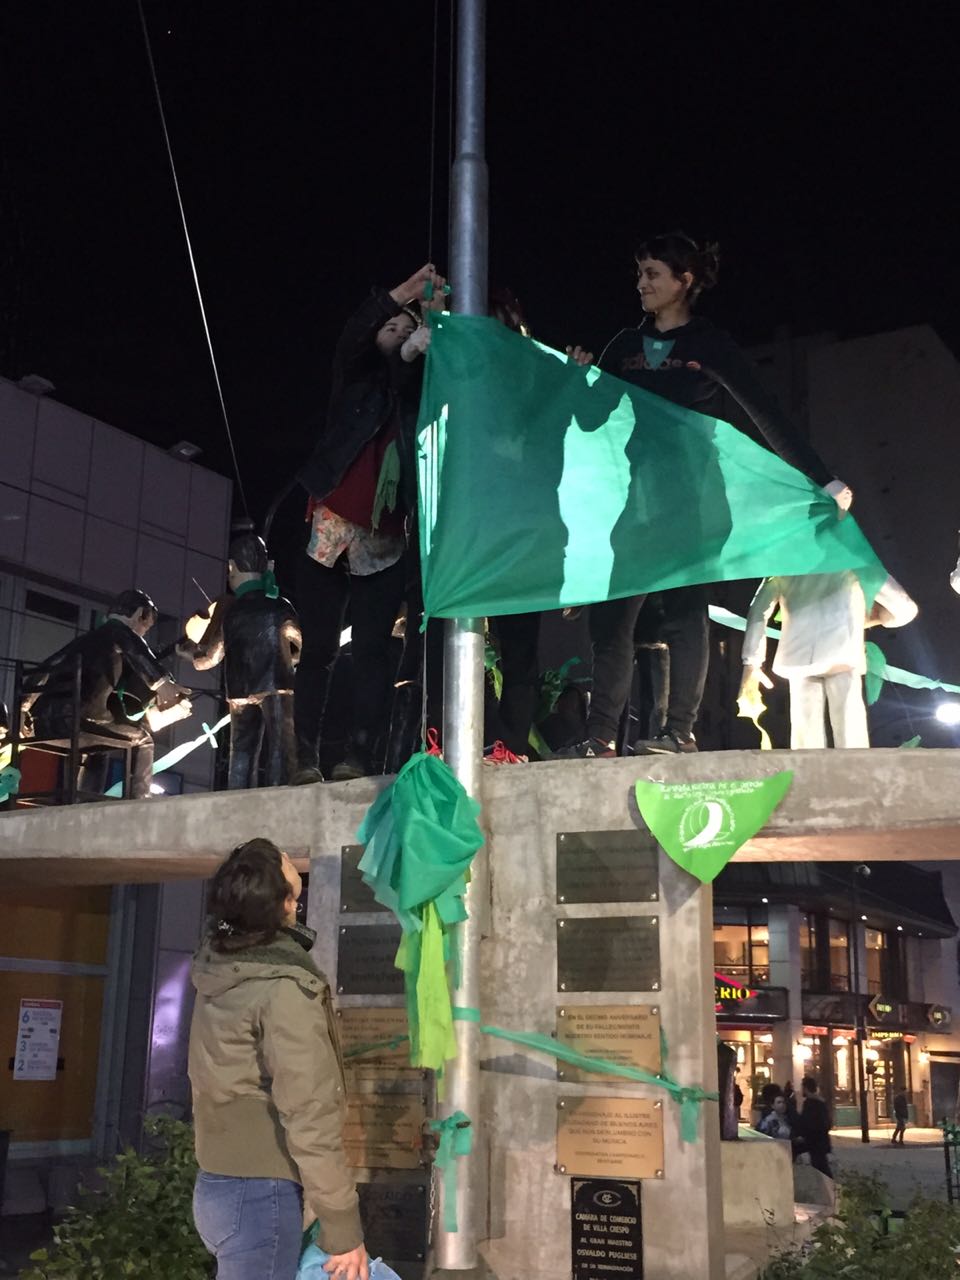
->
<box><xmin>330</xmin><ymin>740</ymin><xmax>375</xmax><ymax>781</ymax></box>
<box><xmin>632</xmin><ymin>731</ymin><xmax>698</xmax><ymax>755</ymax></box>
<box><xmin>552</xmin><ymin>737</ymin><xmax>617</xmax><ymax>759</ymax></box>
<box><xmin>483</xmin><ymin>740</ymin><xmax>529</xmax><ymax>765</ymax></box>
<box><xmin>290</xmin><ymin>765</ymin><xmax>324</xmax><ymax>786</ymax></box>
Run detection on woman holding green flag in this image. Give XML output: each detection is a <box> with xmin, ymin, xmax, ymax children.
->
<box><xmin>563</xmin><ymin>231</ymin><xmax>852</xmax><ymax>759</ymax></box>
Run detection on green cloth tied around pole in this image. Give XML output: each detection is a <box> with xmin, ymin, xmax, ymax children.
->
<box><xmin>356</xmin><ymin>752</ymin><xmax>484</xmax><ymax>1070</ymax></box>
<box><xmin>451</xmin><ymin>1008</ymin><xmax>716</xmax><ymax>1144</ymax></box>
<box><xmin>417</xmin><ymin>314</ymin><xmax>887</xmax><ymax>620</ymax></box>
<box><xmin>430</xmin><ymin>1112</ymin><xmax>473</xmax><ymax>1232</ymax></box>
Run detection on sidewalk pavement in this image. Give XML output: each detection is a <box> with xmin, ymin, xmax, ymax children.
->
<box><xmin>831</xmin><ymin>1126</ymin><xmax>948</xmax><ymax>1210</ymax></box>
<box><xmin>832</xmin><ymin>1124</ymin><xmax>944</xmax><ymax>1147</ymax></box>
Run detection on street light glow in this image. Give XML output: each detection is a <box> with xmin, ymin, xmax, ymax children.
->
<box><xmin>936</xmin><ymin>701</ymin><xmax>960</xmax><ymax>726</ymax></box>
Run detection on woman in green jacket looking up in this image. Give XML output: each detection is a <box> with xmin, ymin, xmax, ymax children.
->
<box><xmin>189</xmin><ymin>838</ymin><xmax>367</xmax><ymax>1280</ymax></box>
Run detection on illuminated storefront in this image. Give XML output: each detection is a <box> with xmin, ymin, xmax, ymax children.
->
<box><xmin>714</xmin><ymin>861</ymin><xmax>957</xmax><ymax>1124</ymax></box>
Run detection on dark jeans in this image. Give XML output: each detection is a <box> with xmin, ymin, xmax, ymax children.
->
<box><xmin>228</xmin><ymin>695</ymin><xmax>296</xmax><ymax>789</ymax></box>
<box><xmin>587</xmin><ymin>585</ymin><xmax>709</xmax><ymax>744</ymax></box>
<box><xmin>892</xmin><ymin>1119</ymin><xmax>907</xmax><ymax>1143</ymax></box>
<box><xmin>294</xmin><ymin>552</ymin><xmax>406</xmax><ymax>769</ymax></box>
<box><xmin>490</xmin><ymin>612</ymin><xmax>541</xmax><ymax>756</ymax></box>
<box><xmin>193</xmin><ymin>1172</ymin><xmax>303</xmax><ymax>1280</ymax></box>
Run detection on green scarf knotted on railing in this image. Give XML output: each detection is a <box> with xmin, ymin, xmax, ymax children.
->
<box><xmin>356</xmin><ymin>752</ymin><xmax>484</xmax><ymax>1071</ymax></box>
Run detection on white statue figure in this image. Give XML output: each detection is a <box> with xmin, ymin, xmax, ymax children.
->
<box><xmin>739</xmin><ymin>571</ymin><xmax>917</xmax><ymax>749</ymax></box>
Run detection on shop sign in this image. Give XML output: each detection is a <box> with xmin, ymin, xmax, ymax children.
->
<box><xmin>715</xmin><ymin>974</ymin><xmax>757</xmax><ymax>1007</ymax></box>
<box><xmin>714</xmin><ymin>975</ymin><xmax>788</xmax><ymax>1021</ymax></box>
<box><xmin>868</xmin><ymin>995</ymin><xmax>896</xmax><ymax>1022</ymax></box>
<box><xmin>927</xmin><ymin>1004</ymin><xmax>952</xmax><ymax>1030</ymax></box>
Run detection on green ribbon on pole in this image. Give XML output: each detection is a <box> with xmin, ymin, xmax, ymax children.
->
<box><xmin>430</xmin><ymin>1111</ymin><xmax>473</xmax><ymax>1232</ymax></box>
<box><xmin>451</xmin><ymin>1008</ymin><xmax>716</xmax><ymax>1144</ymax></box>
<box><xmin>356</xmin><ymin>752</ymin><xmax>484</xmax><ymax>1071</ymax></box>
<box><xmin>342</xmin><ymin>1034</ymin><xmax>410</xmax><ymax>1060</ymax></box>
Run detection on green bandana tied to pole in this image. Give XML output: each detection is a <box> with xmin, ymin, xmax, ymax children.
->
<box><xmin>416</xmin><ymin>315</ymin><xmax>887</xmax><ymax>620</ymax></box>
<box><xmin>356</xmin><ymin>752</ymin><xmax>484</xmax><ymax>1071</ymax></box>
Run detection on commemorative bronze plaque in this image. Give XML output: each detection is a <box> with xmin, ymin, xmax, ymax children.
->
<box><xmin>556</xmin><ymin>1005</ymin><xmax>661</xmax><ymax>1082</ymax></box>
<box><xmin>358</xmin><ymin>1181</ymin><xmax>429</xmax><ymax>1270</ymax></box>
<box><xmin>339</xmin><ymin>844</ymin><xmax>382</xmax><ymax>914</ymax></box>
<box><xmin>556</xmin><ymin>830</ymin><xmax>659</xmax><ymax>904</ymax></box>
<box><xmin>557</xmin><ymin>1096</ymin><xmax>664</xmax><ymax>1180</ymax></box>
<box><xmin>571</xmin><ymin>1178</ymin><xmax>643</xmax><ymax>1279</ymax></box>
<box><xmin>344</xmin><ymin>1094</ymin><xmax>426</xmax><ymax>1169</ymax></box>
<box><xmin>337</xmin><ymin>924</ymin><xmax>404</xmax><ymax>996</ymax></box>
<box><xmin>556</xmin><ymin>917</ymin><xmax>660</xmax><ymax>992</ymax></box>
<box><xmin>338</xmin><ymin>1007</ymin><xmax>409</xmax><ymax>1064</ymax></box>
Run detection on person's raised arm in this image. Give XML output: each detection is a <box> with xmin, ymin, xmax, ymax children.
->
<box><xmin>693</xmin><ymin>331</ymin><xmax>853</xmax><ymax>513</ymax></box>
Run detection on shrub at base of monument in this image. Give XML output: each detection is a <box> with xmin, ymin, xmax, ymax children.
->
<box><xmin>22</xmin><ymin>1117</ymin><xmax>213</xmax><ymax>1280</ymax></box>
<box><xmin>635</xmin><ymin>772</ymin><xmax>794</xmax><ymax>883</ymax></box>
<box><xmin>761</xmin><ymin>1171</ymin><xmax>960</xmax><ymax>1278</ymax></box>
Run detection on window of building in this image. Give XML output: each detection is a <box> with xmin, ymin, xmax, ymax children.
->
<box><xmin>720</xmin><ymin>1031</ymin><xmax>775</xmax><ymax>1109</ymax></box>
<box><xmin>800</xmin><ymin>913</ymin><xmax>818</xmax><ymax>989</ymax></box>
<box><xmin>714</xmin><ymin>907</ymin><xmax>769</xmax><ymax>985</ymax></box>
<box><xmin>864</xmin><ymin>928</ymin><xmax>907</xmax><ymax>998</ymax></box>
<box><xmin>828</xmin><ymin>918</ymin><xmax>851</xmax><ymax>992</ymax></box>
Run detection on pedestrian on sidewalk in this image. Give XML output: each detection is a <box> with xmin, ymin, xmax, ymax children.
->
<box><xmin>796</xmin><ymin>1075</ymin><xmax>833</xmax><ymax>1177</ymax></box>
<box><xmin>892</xmin><ymin>1090</ymin><xmax>909</xmax><ymax>1144</ymax></box>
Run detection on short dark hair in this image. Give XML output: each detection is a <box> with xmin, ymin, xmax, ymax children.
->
<box><xmin>207</xmin><ymin>837</ymin><xmax>288</xmax><ymax>953</ymax></box>
<box><xmin>801</xmin><ymin>1075</ymin><xmax>819</xmax><ymax>1094</ymax></box>
<box><xmin>634</xmin><ymin>231</ymin><xmax>720</xmax><ymax>305</ymax></box>
<box><xmin>110</xmin><ymin>589</ymin><xmax>158</xmax><ymax>621</ymax></box>
<box><xmin>228</xmin><ymin>532</ymin><xmax>269</xmax><ymax>575</ymax></box>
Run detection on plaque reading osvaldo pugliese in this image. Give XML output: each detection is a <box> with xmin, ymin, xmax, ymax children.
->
<box><xmin>557</xmin><ymin>1096</ymin><xmax>664</xmax><ymax>1180</ymax></box>
<box><xmin>571</xmin><ymin>1178</ymin><xmax>643</xmax><ymax>1280</ymax></box>
<box><xmin>556</xmin><ymin>1005</ymin><xmax>661</xmax><ymax>1082</ymax></box>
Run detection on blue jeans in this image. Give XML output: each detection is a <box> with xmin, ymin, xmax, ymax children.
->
<box><xmin>193</xmin><ymin>1172</ymin><xmax>303</xmax><ymax>1280</ymax></box>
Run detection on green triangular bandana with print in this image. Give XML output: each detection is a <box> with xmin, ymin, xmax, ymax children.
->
<box><xmin>635</xmin><ymin>772</ymin><xmax>793</xmax><ymax>883</ymax></box>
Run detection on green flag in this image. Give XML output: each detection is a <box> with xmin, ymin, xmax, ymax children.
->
<box><xmin>634</xmin><ymin>773</ymin><xmax>793</xmax><ymax>883</ymax></box>
<box><xmin>416</xmin><ymin>315</ymin><xmax>886</xmax><ymax>619</ymax></box>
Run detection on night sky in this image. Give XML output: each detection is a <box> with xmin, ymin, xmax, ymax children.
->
<box><xmin>2</xmin><ymin>2</ymin><xmax>958</xmax><ymax>540</ymax></box>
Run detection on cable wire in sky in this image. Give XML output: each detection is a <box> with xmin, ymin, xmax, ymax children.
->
<box><xmin>135</xmin><ymin>0</ymin><xmax>250</xmax><ymax>516</ymax></box>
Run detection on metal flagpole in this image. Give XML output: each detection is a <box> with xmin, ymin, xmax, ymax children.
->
<box><xmin>435</xmin><ymin>0</ymin><xmax>488</xmax><ymax>1269</ymax></box>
